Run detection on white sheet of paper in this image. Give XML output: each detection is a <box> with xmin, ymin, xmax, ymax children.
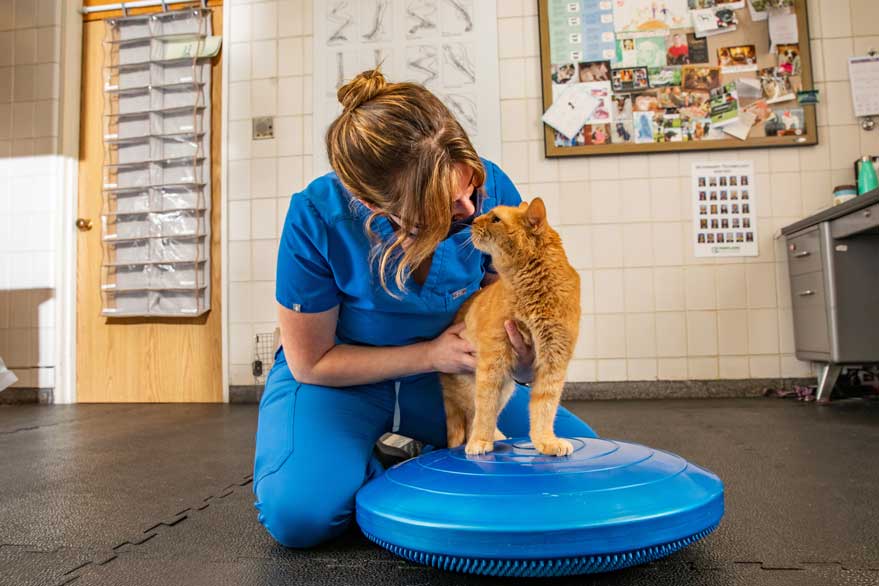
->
<box><xmin>735</xmin><ymin>77</ymin><xmax>763</xmax><ymax>100</ymax></box>
<box><xmin>849</xmin><ymin>56</ymin><xmax>879</xmax><ymax>117</ymax></box>
<box><xmin>164</xmin><ymin>36</ymin><xmax>222</xmax><ymax>59</ymax></box>
<box><xmin>722</xmin><ymin>111</ymin><xmax>757</xmax><ymax>140</ymax></box>
<box><xmin>768</xmin><ymin>8</ymin><xmax>798</xmax><ymax>51</ymax></box>
<box><xmin>541</xmin><ymin>83</ymin><xmax>601</xmax><ymax>139</ymax></box>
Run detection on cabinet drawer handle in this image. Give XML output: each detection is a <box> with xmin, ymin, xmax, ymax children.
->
<box><xmin>793</xmin><ymin>251</ymin><xmax>811</xmax><ymax>258</ymax></box>
<box><xmin>798</xmin><ymin>290</ymin><xmax>815</xmax><ymax>297</ymax></box>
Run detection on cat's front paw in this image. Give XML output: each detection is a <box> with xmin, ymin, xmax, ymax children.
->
<box><xmin>465</xmin><ymin>438</ymin><xmax>495</xmax><ymax>455</ymax></box>
<box><xmin>533</xmin><ymin>436</ymin><xmax>573</xmax><ymax>456</ymax></box>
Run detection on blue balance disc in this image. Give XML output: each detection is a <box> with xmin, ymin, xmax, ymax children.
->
<box><xmin>356</xmin><ymin>437</ymin><xmax>724</xmax><ymax>577</ymax></box>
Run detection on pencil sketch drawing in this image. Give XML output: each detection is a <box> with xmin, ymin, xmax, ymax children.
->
<box><xmin>361</xmin><ymin>0</ymin><xmax>392</xmax><ymax>42</ymax></box>
<box><xmin>406</xmin><ymin>0</ymin><xmax>438</xmax><ymax>38</ymax></box>
<box><xmin>406</xmin><ymin>45</ymin><xmax>439</xmax><ymax>85</ymax></box>
<box><xmin>441</xmin><ymin>0</ymin><xmax>474</xmax><ymax>35</ymax></box>
<box><xmin>443</xmin><ymin>93</ymin><xmax>477</xmax><ymax>134</ymax></box>
<box><xmin>442</xmin><ymin>43</ymin><xmax>476</xmax><ymax>86</ymax></box>
<box><xmin>327</xmin><ymin>1</ymin><xmax>354</xmax><ymax>44</ymax></box>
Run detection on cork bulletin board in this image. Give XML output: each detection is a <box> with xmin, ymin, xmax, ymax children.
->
<box><xmin>537</xmin><ymin>0</ymin><xmax>818</xmax><ymax>157</ymax></box>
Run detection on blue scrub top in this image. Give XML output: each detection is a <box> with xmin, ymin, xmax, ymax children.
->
<box><xmin>275</xmin><ymin>158</ymin><xmax>522</xmax><ymax>351</ymax></box>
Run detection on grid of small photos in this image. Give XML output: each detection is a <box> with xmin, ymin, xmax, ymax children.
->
<box><xmin>543</xmin><ymin>0</ymin><xmax>809</xmax><ymax>150</ymax></box>
<box><xmin>692</xmin><ymin>161</ymin><xmax>757</xmax><ymax>256</ymax></box>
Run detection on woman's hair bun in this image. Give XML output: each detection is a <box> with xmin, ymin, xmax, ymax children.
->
<box><xmin>338</xmin><ymin>69</ymin><xmax>387</xmax><ymax>112</ymax></box>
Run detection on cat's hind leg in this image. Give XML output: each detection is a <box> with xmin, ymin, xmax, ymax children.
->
<box><xmin>441</xmin><ymin>373</ymin><xmax>473</xmax><ymax>449</ymax></box>
<box><xmin>493</xmin><ymin>379</ymin><xmax>515</xmax><ymax>441</ymax></box>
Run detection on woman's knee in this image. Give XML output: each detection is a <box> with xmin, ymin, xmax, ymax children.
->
<box><xmin>255</xmin><ymin>475</ymin><xmax>352</xmax><ymax>549</ymax></box>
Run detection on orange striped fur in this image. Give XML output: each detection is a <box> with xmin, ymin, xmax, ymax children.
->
<box><xmin>441</xmin><ymin>198</ymin><xmax>581</xmax><ymax>456</ymax></box>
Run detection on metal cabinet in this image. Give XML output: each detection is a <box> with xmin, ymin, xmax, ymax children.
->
<box><xmin>782</xmin><ymin>191</ymin><xmax>879</xmax><ymax>402</ymax></box>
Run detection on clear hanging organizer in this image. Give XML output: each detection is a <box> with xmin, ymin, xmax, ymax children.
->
<box><xmin>101</xmin><ymin>7</ymin><xmax>214</xmax><ymax>317</ymax></box>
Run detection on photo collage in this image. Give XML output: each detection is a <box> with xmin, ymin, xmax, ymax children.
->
<box><xmin>545</xmin><ymin>0</ymin><xmax>806</xmax><ymax>149</ymax></box>
<box><xmin>691</xmin><ymin>161</ymin><xmax>758</xmax><ymax>257</ymax></box>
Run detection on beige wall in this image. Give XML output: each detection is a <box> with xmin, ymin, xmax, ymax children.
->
<box><xmin>0</xmin><ymin>0</ymin><xmax>65</xmax><ymax>389</ymax></box>
<box><xmin>226</xmin><ymin>0</ymin><xmax>879</xmax><ymax>385</ymax></box>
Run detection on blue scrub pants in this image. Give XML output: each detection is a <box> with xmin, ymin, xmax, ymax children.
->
<box><xmin>252</xmin><ymin>358</ymin><xmax>597</xmax><ymax>549</ymax></box>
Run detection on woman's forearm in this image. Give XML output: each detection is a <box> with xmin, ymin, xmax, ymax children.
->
<box><xmin>288</xmin><ymin>341</ymin><xmax>435</xmax><ymax>387</ymax></box>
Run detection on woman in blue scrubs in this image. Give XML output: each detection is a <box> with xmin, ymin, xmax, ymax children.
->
<box><xmin>253</xmin><ymin>69</ymin><xmax>596</xmax><ymax>548</ymax></box>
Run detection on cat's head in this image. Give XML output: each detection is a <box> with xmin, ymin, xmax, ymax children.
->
<box><xmin>470</xmin><ymin>198</ymin><xmax>551</xmax><ymax>269</ymax></box>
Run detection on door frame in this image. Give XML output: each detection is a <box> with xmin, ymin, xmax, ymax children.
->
<box><xmin>219</xmin><ymin>0</ymin><xmax>231</xmax><ymax>403</ymax></box>
<box><xmin>61</xmin><ymin>1</ymin><xmax>231</xmax><ymax>403</ymax></box>
<box><xmin>55</xmin><ymin>1</ymin><xmax>84</xmax><ymax>405</ymax></box>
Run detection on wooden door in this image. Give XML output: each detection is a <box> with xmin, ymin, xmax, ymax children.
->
<box><xmin>75</xmin><ymin>8</ymin><xmax>223</xmax><ymax>402</ymax></box>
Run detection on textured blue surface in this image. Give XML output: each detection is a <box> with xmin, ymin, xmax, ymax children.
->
<box><xmin>356</xmin><ymin>437</ymin><xmax>724</xmax><ymax>576</ymax></box>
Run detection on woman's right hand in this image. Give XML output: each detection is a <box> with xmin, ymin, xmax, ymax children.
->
<box><xmin>427</xmin><ymin>322</ymin><xmax>476</xmax><ymax>374</ymax></box>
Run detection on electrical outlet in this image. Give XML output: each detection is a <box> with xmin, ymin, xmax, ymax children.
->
<box><xmin>252</xmin><ymin>116</ymin><xmax>274</xmax><ymax>140</ymax></box>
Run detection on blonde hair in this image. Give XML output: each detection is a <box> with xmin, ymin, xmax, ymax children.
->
<box><xmin>325</xmin><ymin>69</ymin><xmax>485</xmax><ymax>294</ymax></box>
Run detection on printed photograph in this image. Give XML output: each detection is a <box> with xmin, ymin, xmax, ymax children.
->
<box><xmin>765</xmin><ymin>107</ymin><xmax>805</xmax><ymax>136</ymax></box>
<box><xmin>578</xmin><ymin>60</ymin><xmax>612</xmax><ymax>82</ymax></box>
<box><xmin>682</xmin><ymin>65</ymin><xmax>721</xmax><ymax>91</ymax></box>
<box><xmin>613</xmin><ymin>94</ymin><xmax>634</xmax><ymax>119</ymax></box>
<box><xmin>633</xmin><ymin>111</ymin><xmax>657</xmax><ymax>143</ymax></box>
<box><xmin>744</xmin><ymin>99</ymin><xmax>774</xmax><ymax>124</ymax></box>
<box><xmin>679</xmin><ymin>94</ymin><xmax>712</xmax><ymax>121</ymax></box>
<box><xmin>554</xmin><ymin>129</ymin><xmax>587</xmax><ymax>147</ymax></box>
<box><xmin>612</xmin><ymin>67</ymin><xmax>650</xmax><ymax>92</ymax></box>
<box><xmin>634</xmin><ymin>91</ymin><xmax>660</xmax><ymax>111</ymax></box>
<box><xmin>666</xmin><ymin>32</ymin><xmax>689</xmax><ymax>65</ymax></box>
<box><xmin>615</xmin><ymin>37</ymin><xmax>638</xmax><ymax>67</ymax></box>
<box><xmin>718</xmin><ymin>45</ymin><xmax>758</xmax><ymax>72</ymax></box>
<box><xmin>551</xmin><ymin>63</ymin><xmax>577</xmax><ymax>84</ymax></box>
<box><xmin>656</xmin><ymin>112</ymin><xmax>683</xmax><ymax>142</ymax></box>
<box><xmin>777</xmin><ymin>43</ymin><xmax>801</xmax><ymax>76</ymax></box>
<box><xmin>686</xmin><ymin>34</ymin><xmax>710</xmax><ymax>63</ymax></box>
<box><xmin>587</xmin><ymin>124</ymin><xmax>612</xmax><ymax>145</ymax></box>
<box><xmin>759</xmin><ymin>67</ymin><xmax>798</xmax><ymax>103</ymax></box>
<box><xmin>612</xmin><ymin>120</ymin><xmax>635</xmax><ymax>143</ymax></box>
<box><xmin>649</xmin><ymin>66</ymin><xmax>682</xmax><ymax>87</ymax></box>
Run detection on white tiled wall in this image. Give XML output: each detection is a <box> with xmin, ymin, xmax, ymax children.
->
<box><xmin>226</xmin><ymin>0</ymin><xmax>878</xmax><ymax>385</ymax></box>
<box><xmin>0</xmin><ymin>0</ymin><xmax>63</xmax><ymax>390</ymax></box>
<box><xmin>226</xmin><ymin>0</ymin><xmax>313</xmax><ymax>385</ymax></box>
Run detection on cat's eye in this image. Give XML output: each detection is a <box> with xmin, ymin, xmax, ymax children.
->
<box><xmin>491</xmin><ymin>215</ymin><xmax>501</xmax><ymax>223</ymax></box>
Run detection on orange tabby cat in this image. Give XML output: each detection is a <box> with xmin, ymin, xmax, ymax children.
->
<box><xmin>441</xmin><ymin>198</ymin><xmax>580</xmax><ymax>456</ymax></box>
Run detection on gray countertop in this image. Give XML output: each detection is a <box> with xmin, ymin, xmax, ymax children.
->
<box><xmin>781</xmin><ymin>189</ymin><xmax>879</xmax><ymax>236</ymax></box>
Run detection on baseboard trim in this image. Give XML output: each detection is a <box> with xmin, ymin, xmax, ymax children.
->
<box><xmin>562</xmin><ymin>378</ymin><xmax>817</xmax><ymax>400</ymax></box>
<box><xmin>228</xmin><ymin>378</ymin><xmax>817</xmax><ymax>404</ymax></box>
<box><xmin>229</xmin><ymin>385</ymin><xmax>264</xmax><ymax>404</ymax></box>
<box><xmin>0</xmin><ymin>388</ymin><xmax>54</xmax><ymax>405</ymax></box>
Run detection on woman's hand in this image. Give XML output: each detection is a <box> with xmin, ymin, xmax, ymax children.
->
<box><xmin>427</xmin><ymin>322</ymin><xmax>476</xmax><ymax>374</ymax></box>
<box><xmin>505</xmin><ymin>321</ymin><xmax>535</xmax><ymax>384</ymax></box>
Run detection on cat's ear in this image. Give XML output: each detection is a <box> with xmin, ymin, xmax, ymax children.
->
<box><xmin>525</xmin><ymin>198</ymin><xmax>546</xmax><ymax>231</ymax></box>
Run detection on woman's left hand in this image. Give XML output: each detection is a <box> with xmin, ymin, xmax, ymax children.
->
<box><xmin>504</xmin><ymin>320</ymin><xmax>534</xmax><ymax>384</ymax></box>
